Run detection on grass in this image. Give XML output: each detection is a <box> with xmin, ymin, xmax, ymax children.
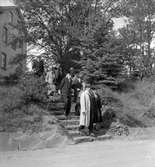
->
<box><xmin>0</xmin><ymin>76</ymin><xmax>50</xmax><ymax>133</ymax></box>
<box><xmin>0</xmin><ymin>103</ymin><xmax>46</xmax><ymax>133</ymax></box>
<box><xmin>1</xmin><ymin>76</ymin><xmax>155</xmax><ymax>133</ymax></box>
<box><xmin>98</xmin><ymin>78</ymin><xmax>155</xmax><ymax>127</ymax></box>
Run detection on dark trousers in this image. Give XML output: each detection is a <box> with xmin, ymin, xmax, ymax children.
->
<box><xmin>75</xmin><ymin>102</ymin><xmax>80</xmax><ymax>116</ymax></box>
<box><xmin>88</xmin><ymin>122</ymin><xmax>94</xmax><ymax>134</ymax></box>
<box><xmin>73</xmin><ymin>88</ymin><xmax>78</xmax><ymax>102</ymax></box>
<box><xmin>88</xmin><ymin>108</ymin><xmax>94</xmax><ymax>134</ymax></box>
<box><xmin>62</xmin><ymin>95</ymin><xmax>71</xmax><ymax>116</ymax></box>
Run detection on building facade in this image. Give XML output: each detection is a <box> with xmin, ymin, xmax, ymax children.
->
<box><xmin>0</xmin><ymin>0</ymin><xmax>26</xmax><ymax>79</ymax></box>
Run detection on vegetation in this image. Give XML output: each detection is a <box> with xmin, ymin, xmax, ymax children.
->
<box><xmin>16</xmin><ymin>0</ymin><xmax>125</xmax><ymax>82</ymax></box>
<box><xmin>117</xmin><ymin>0</ymin><xmax>155</xmax><ymax>78</ymax></box>
<box><xmin>1</xmin><ymin>0</ymin><xmax>155</xmax><ymax>133</ymax></box>
<box><xmin>0</xmin><ymin>74</ymin><xmax>49</xmax><ymax>132</ymax></box>
<box><xmin>97</xmin><ymin>78</ymin><xmax>155</xmax><ymax>127</ymax></box>
<box><xmin>19</xmin><ymin>74</ymin><xmax>48</xmax><ymax>104</ymax></box>
<box><xmin>16</xmin><ymin>0</ymin><xmax>155</xmax><ymax>85</ymax></box>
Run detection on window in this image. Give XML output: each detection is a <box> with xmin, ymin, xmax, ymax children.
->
<box><xmin>2</xmin><ymin>27</ymin><xmax>8</xmax><ymax>45</ymax></box>
<box><xmin>1</xmin><ymin>53</ymin><xmax>7</xmax><ymax>70</ymax></box>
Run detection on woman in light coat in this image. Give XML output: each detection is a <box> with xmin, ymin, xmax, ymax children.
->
<box><xmin>45</xmin><ymin>67</ymin><xmax>56</xmax><ymax>96</ymax></box>
<box><xmin>79</xmin><ymin>80</ymin><xmax>95</xmax><ymax>136</ymax></box>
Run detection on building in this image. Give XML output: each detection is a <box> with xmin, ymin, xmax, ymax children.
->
<box><xmin>0</xmin><ymin>0</ymin><xmax>26</xmax><ymax>79</ymax></box>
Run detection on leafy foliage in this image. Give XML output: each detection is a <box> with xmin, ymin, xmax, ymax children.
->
<box><xmin>17</xmin><ymin>0</ymin><xmax>124</xmax><ymax>80</ymax></box>
<box><xmin>19</xmin><ymin>74</ymin><xmax>48</xmax><ymax>104</ymax></box>
<box><xmin>0</xmin><ymin>86</ymin><xmax>24</xmax><ymax>113</ymax></box>
<box><xmin>16</xmin><ymin>0</ymin><xmax>155</xmax><ymax>85</ymax></box>
<box><xmin>117</xmin><ymin>0</ymin><xmax>155</xmax><ymax>77</ymax></box>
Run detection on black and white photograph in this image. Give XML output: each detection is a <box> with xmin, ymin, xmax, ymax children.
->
<box><xmin>0</xmin><ymin>0</ymin><xmax>155</xmax><ymax>166</ymax></box>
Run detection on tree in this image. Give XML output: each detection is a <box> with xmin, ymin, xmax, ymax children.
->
<box><xmin>117</xmin><ymin>0</ymin><xmax>155</xmax><ymax>77</ymax></box>
<box><xmin>17</xmin><ymin>0</ymin><xmax>122</xmax><ymax>73</ymax></box>
<box><xmin>16</xmin><ymin>0</ymin><xmax>92</xmax><ymax>72</ymax></box>
<box><xmin>74</xmin><ymin>0</ymin><xmax>124</xmax><ymax>84</ymax></box>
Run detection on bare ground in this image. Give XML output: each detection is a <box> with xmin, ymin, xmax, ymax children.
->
<box><xmin>0</xmin><ymin>138</ymin><xmax>155</xmax><ymax>167</ymax></box>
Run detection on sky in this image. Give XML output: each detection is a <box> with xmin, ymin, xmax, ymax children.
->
<box><xmin>0</xmin><ymin>0</ymin><xmax>16</xmax><ymax>7</ymax></box>
<box><xmin>113</xmin><ymin>17</ymin><xmax>128</xmax><ymax>30</ymax></box>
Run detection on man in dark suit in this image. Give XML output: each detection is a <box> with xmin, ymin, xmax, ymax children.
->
<box><xmin>59</xmin><ymin>68</ymin><xmax>74</xmax><ymax>117</ymax></box>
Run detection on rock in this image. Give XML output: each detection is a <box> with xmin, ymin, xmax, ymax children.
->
<box><xmin>74</xmin><ymin>136</ymin><xmax>95</xmax><ymax>144</ymax></box>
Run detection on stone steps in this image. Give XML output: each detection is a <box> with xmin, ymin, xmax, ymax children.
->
<box><xmin>68</xmin><ymin>130</ymin><xmax>81</xmax><ymax>137</ymax></box>
<box><xmin>48</xmin><ymin>99</ymin><xmax>112</xmax><ymax>144</ymax></box>
<box><xmin>47</xmin><ymin>102</ymin><xmax>64</xmax><ymax>111</ymax></box>
<box><xmin>61</xmin><ymin>119</ymin><xmax>79</xmax><ymax>126</ymax></box>
<box><xmin>48</xmin><ymin>107</ymin><xmax>64</xmax><ymax>111</ymax></box>
<box><xmin>74</xmin><ymin>134</ymin><xmax>112</xmax><ymax>144</ymax></box>
<box><xmin>52</xmin><ymin>110</ymin><xmax>64</xmax><ymax>115</ymax></box>
<box><xmin>56</xmin><ymin>115</ymin><xmax>79</xmax><ymax>120</ymax></box>
<box><xmin>73</xmin><ymin>136</ymin><xmax>95</xmax><ymax>144</ymax></box>
<box><xmin>56</xmin><ymin>115</ymin><xmax>66</xmax><ymax>120</ymax></box>
<box><xmin>65</xmin><ymin>124</ymin><xmax>79</xmax><ymax>130</ymax></box>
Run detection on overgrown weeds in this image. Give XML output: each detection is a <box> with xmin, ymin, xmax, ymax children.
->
<box><xmin>98</xmin><ymin>78</ymin><xmax>155</xmax><ymax>127</ymax></box>
<box><xmin>0</xmin><ymin>74</ymin><xmax>49</xmax><ymax>132</ymax></box>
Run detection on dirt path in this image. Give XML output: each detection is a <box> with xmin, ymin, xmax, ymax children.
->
<box><xmin>1</xmin><ymin>139</ymin><xmax>155</xmax><ymax>167</ymax></box>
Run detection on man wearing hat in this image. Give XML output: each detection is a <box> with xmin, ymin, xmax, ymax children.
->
<box><xmin>59</xmin><ymin>67</ymin><xmax>74</xmax><ymax>118</ymax></box>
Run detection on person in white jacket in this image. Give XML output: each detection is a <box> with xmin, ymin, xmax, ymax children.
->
<box><xmin>45</xmin><ymin>67</ymin><xmax>56</xmax><ymax>96</ymax></box>
<box><xmin>79</xmin><ymin>80</ymin><xmax>95</xmax><ymax>136</ymax></box>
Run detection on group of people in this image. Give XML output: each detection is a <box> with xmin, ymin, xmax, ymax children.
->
<box><xmin>32</xmin><ymin>58</ymin><xmax>62</xmax><ymax>97</ymax></box>
<box><xmin>58</xmin><ymin>67</ymin><xmax>102</xmax><ymax>136</ymax></box>
<box><xmin>32</xmin><ymin>58</ymin><xmax>103</xmax><ymax>136</ymax></box>
<box><xmin>45</xmin><ymin>64</ymin><xmax>62</xmax><ymax>96</ymax></box>
<box><xmin>79</xmin><ymin>81</ymin><xmax>102</xmax><ymax>136</ymax></box>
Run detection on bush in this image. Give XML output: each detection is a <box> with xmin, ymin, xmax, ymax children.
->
<box><xmin>0</xmin><ymin>86</ymin><xmax>24</xmax><ymax>113</ymax></box>
<box><xmin>117</xmin><ymin>78</ymin><xmax>135</xmax><ymax>92</ymax></box>
<box><xmin>1</xmin><ymin>104</ymin><xmax>44</xmax><ymax>132</ymax></box>
<box><xmin>96</xmin><ymin>86</ymin><xmax>123</xmax><ymax>108</ymax></box>
<box><xmin>0</xmin><ymin>74</ymin><xmax>48</xmax><ymax>114</ymax></box>
<box><xmin>0</xmin><ymin>85</ymin><xmax>46</xmax><ymax>132</ymax></box>
<box><xmin>0</xmin><ymin>74</ymin><xmax>49</xmax><ymax>132</ymax></box>
<box><xmin>0</xmin><ymin>86</ymin><xmax>25</xmax><ymax>131</ymax></box>
<box><xmin>19</xmin><ymin>74</ymin><xmax>48</xmax><ymax>104</ymax></box>
<box><xmin>23</xmin><ymin>104</ymin><xmax>44</xmax><ymax>115</ymax></box>
<box><xmin>96</xmin><ymin>79</ymin><xmax>155</xmax><ymax>127</ymax></box>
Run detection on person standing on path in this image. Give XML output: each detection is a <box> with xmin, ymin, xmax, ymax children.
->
<box><xmin>54</xmin><ymin>64</ymin><xmax>63</xmax><ymax>92</ymax></box>
<box><xmin>79</xmin><ymin>80</ymin><xmax>95</xmax><ymax>136</ymax></box>
<box><xmin>59</xmin><ymin>68</ymin><xmax>74</xmax><ymax>118</ymax></box>
<box><xmin>72</xmin><ymin>72</ymin><xmax>82</xmax><ymax>102</ymax></box>
<box><xmin>45</xmin><ymin>67</ymin><xmax>56</xmax><ymax>97</ymax></box>
<box><xmin>91</xmin><ymin>87</ymin><xmax>102</xmax><ymax>130</ymax></box>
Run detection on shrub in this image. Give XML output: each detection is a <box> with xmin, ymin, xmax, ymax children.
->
<box><xmin>0</xmin><ymin>86</ymin><xmax>24</xmax><ymax>113</ymax></box>
<box><xmin>19</xmin><ymin>74</ymin><xmax>48</xmax><ymax>104</ymax></box>
<box><xmin>96</xmin><ymin>80</ymin><xmax>155</xmax><ymax>127</ymax></box>
<box><xmin>0</xmin><ymin>74</ymin><xmax>49</xmax><ymax>132</ymax></box>
<box><xmin>23</xmin><ymin>104</ymin><xmax>44</xmax><ymax>115</ymax></box>
<box><xmin>2</xmin><ymin>105</ymin><xmax>44</xmax><ymax>132</ymax></box>
<box><xmin>117</xmin><ymin>78</ymin><xmax>135</xmax><ymax>92</ymax></box>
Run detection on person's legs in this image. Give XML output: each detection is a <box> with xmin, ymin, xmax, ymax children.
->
<box><xmin>61</xmin><ymin>95</ymin><xmax>67</xmax><ymax>115</ymax></box>
<box><xmin>88</xmin><ymin>110</ymin><xmax>95</xmax><ymax>136</ymax></box>
<box><xmin>75</xmin><ymin>102</ymin><xmax>80</xmax><ymax>116</ymax></box>
<box><xmin>73</xmin><ymin>88</ymin><xmax>78</xmax><ymax>102</ymax></box>
<box><xmin>62</xmin><ymin>95</ymin><xmax>71</xmax><ymax>117</ymax></box>
<box><xmin>65</xmin><ymin>97</ymin><xmax>71</xmax><ymax>116</ymax></box>
<box><xmin>88</xmin><ymin>122</ymin><xmax>94</xmax><ymax>134</ymax></box>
